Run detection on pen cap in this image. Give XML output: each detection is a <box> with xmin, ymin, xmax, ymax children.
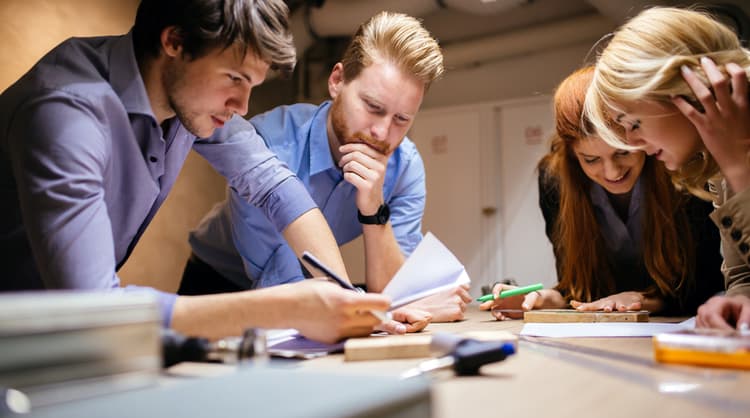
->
<box><xmin>452</xmin><ymin>341</ymin><xmax>515</xmax><ymax>376</ymax></box>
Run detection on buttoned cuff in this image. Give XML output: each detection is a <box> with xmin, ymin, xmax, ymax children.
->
<box><xmin>711</xmin><ymin>186</ymin><xmax>750</xmax><ymax>263</ymax></box>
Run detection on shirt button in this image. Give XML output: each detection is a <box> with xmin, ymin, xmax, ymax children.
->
<box><xmin>731</xmin><ymin>228</ymin><xmax>742</xmax><ymax>241</ymax></box>
<box><xmin>721</xmin><ymin>216</ymin><xmax>733</xmax><ymax>228</ymax></box>
<box><xmin>149</xmin><ymin>156</ymin><xmax>158</xmax><ymax>163</ymax></box>
<box><xmin>740</xmin><ymin>242</ymin><xmax>750</xmax><ymax>254</ymax></box>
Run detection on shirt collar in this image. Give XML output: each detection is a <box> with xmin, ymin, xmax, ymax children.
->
<box><xmin>309</xmin><ymin>100</ymin><xmax>338</xmax><ymax>176</ymax></box>
<box><xmin>109</xmin><ymin>31</ymin><xmax>156</xmax><ymax>119</ymax></box>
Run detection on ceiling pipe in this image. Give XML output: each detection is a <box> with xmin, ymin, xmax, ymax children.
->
<box><xmin>282</xmin><ymin>1</ymin><xmax>616</xmax><ymax>86</ymax></box>
<box><xmin>442</xmin><ymin>0</ymin><xmax>531</xmax><ymax>15</ymax></box>
<box><xmin>290</xmin><ymin>0</ymin><xmax>439</xmax><ymax>57</ymax></box>
<box><xmin>584</xmin><ymin>0</ymin><xmax>670</xmax><ymax>24</ymax></box>
<box><xmin>441</xmin><ymin>13</ymin><xmax>614</xmax><ymax>70</ymax></box>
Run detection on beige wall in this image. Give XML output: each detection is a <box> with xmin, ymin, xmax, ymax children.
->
<box><xmin>0</xmin><ymin>0</ymin><xmax>227</xmax><ymax>292</ymax></box>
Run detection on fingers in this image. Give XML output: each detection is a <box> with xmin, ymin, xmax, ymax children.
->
<box><xmin>390</xmin><ymin>308</ymin><xmax>432</xmax><ymax>333</ymax></box>
<box><xmin>376</xmin><ymin>319</ymin><xmax>408</xmax><ymax>335</ymax></box>
<box><xmin>672</xmin><ymin>95</ymin><xmax>701</xmax><ymax>121</ymax></box>
<box><xmin>573</xmin><ymin>299</ymin><xmax>615</xmax><ymax>312</ymax></box>
<box><xmin>571</xmin><ymin>292</ymin><xmax>642</xmax><ymax>312</ymax></box>
<box><xmin>736</xmin><ymin>305</ymin><xmax>750</xmax><ymax>332</ymax></box>
<box><xmin>338</xmin><ymin>146</ymin><xmax>387</xmax><ymax>173</ymax></box>
<box><xmin>492</xmin><ymin>283</ymin><xmax>516</xmax><ymax>297</ymax></box>
<box><xmin>346</xmin><ymin>293</ymin><xmax>391</xmax><ymax>313</ymax></box>
<box><xmin>478</xmin><ymin>300</ymin><xmax>493</xmax><ymax>311</ymax></box>
<box><xmin>341</xmin><ymin>160</ymin><xmax>379</xmax><ymax>186</ymax></box>
<box><xmin>727</xmin><ymin>62</ymin><xmax>749</xmax><ymax>110</ymax></box>
<box><xmin>457</xmin><ymin>286</ymin><xmax>472</xmax><ymax>304</ymax></box>
<box><xmin>490</xmin><ymin>308</ymin><xmax>524</xmax><ymax>321</ymax></box>
<box><xmin>339</xmin><ymin>143</ymin><xmax>387</xmax><ymax>160</ymax></box>
<box><xmin>701</xmin><ymin>57</ymin><xmax>732</xmax><ymax>114</ymax></box>
<box><xmin>521</xmin><ymin>291</ymin><xmax>539</xmax><ymax>311</ymax></box>
<box><xmin>681</xmin><ymin>64</ymin><xmax>716</xmax><ymax>118</ymax></box>
<box><xmin>696</xmin><ymin>296</ymin><xmax>735</xmax><ymax>330</ymax></box>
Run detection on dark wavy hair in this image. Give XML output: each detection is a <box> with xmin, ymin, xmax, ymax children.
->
<box><xmin>539</xmin><ymin>66</ymin><xmax>695</xmax><ymax>303</ymax></box>
<box><xmin>132</xmin><ymin>0</ymin><xmax>295</xmax><ymax>76</ymax></box>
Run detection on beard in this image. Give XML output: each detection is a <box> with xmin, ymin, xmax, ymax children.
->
<box><xmin>162</xmin><ymin>61</ymin><xmax>209</xmax><ymax>138</ymax></box>
<box><xmin>330</xmin><ymin>97</ymin><xmax>390</xmax><ymax>154</ymax></box>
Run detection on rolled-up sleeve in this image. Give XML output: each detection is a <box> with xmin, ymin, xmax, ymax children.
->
<box><xmin>194</xmin><ymin>116</ymin><xmax>317</xmax><ymax>232</ymax></box>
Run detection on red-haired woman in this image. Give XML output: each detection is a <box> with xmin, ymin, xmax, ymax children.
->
<box><xmin>481</xmin><ymin>66</ymin><xmax>723</xmax><ymax>319</ymax></box>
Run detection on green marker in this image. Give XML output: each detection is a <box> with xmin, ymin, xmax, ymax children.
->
<box><xmin>476</xmin><ymin>283</ymin><xmax>543</xmax><ymax>303</ymax></box>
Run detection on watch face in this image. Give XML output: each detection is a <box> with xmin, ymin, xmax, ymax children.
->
<box><xmin>359</xmin><ymin>204</ymin><xmax>390</xmax><ymax>224</ymax></box>
<box><xmin>377</xmin><ymin>204</ymin><xmax>390</xmax><ymax>224</ymax></box>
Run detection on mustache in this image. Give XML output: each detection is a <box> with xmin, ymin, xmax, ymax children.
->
<box><xmin>350</xmin><ymin>132</ymin><xmax>390</xmax><ymax>154</ymax></box>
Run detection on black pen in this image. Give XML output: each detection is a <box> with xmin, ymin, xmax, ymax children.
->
<box><xmin>301</xmin><ymin>251</ymin><xmax>391</xmax><ymax>323</ymax></box>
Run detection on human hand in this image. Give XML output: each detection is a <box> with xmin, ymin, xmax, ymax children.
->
<box><xmin>289</xmin><ymin>279</ymin><xmax>391</xmax><ymax>344</ymax></box>
<box><xmin>570</xmin><ymin>291</ymin><xmax>643</xmax><ymax>312</ymax></box>
<box><xmin>673</xmin><ymin>58</ymin><xmax>750</xmax><ymax>193</ymax></box>
<box><xmin>696</xmin><ymin>294</ymin><xmax>750</xmax><ymax>331</ymax></box>
<box><xmin>376</xmin><ymin>307</ymin><xmax>432</xmax><ymax>334</ymax></box>
<box><xmin>338</xmin><ymin>143</ymin><xmax>389</xmax><ymax>216</ymax></box>
<box><xmin>479</xmin><ymin>283</ymin><xmax>553</xmax><ymax>320</ymax></box>
<box><xmin>405</xmin><ymin>284</ymin><xmax>471</xmax><ymax>322</ymax></box>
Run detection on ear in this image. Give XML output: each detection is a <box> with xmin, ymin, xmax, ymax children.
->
<box><xmin>328</xmin><ymin>62</ymin><xmax>345</xmax><ymax>99</ymax></box>
<box><xmin>160</xmin><ymin>26</ymin><xmax>183</xmax><ymax>58</ymax></box>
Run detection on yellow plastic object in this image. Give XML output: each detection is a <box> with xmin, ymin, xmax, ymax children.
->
<box><xmin>653</xmin><ymin>328</ymin><xmax>750</xmax><ymax>370</ymax></box>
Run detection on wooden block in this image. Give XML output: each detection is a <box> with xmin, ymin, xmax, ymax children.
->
<box><xmin>523</xmin><ymin>309</ymin><xmax>649</xmax><ymax>323</ymax></box>
<box><xmin>343</xmin><ymin>331</ymin><xmax>518</xmax><ymax>362</ymax></box>
<box><xmin>344</xmin><ymin>335</ymin><xmax>433</xmax><ymax>361</ymax></box>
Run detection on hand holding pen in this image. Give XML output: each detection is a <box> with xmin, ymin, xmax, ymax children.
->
<box><xmin>301</xmin><ymin>251</ymin><xmax>392</xmax><ymax>324</ymax></box>
<box><xmin>302</xmin><ymin>251</ymin><xmax>432</xmax><ymax>334</ymax></box>
<box><xmin>477</xmin><ymin>283</ymin><xmax>546</xmax><ymax>320</ymax></box>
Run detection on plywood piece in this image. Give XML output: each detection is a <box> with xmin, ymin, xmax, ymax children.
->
<box><xmin>344</xmin><ymin>335</ymin><xmax>433</xmax><ymax>361</ymax></box>
<box><xmin>344</xmin><ymin>331</ymin><xmax>517</xmax><ymax>362</ymax></box>
<box><xmin>523</xmin><ymin>309</ymin><xmax>649</xmax><ymax>323</ymax></box>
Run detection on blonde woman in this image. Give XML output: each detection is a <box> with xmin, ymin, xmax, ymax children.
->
<box><xmin>584</xmin><ymin>7</ymin><xmax>750</xmax><ymax>330</ymax></box>
<box><xmin>480</xmin><ymin>67</ymin><xmax>723</xmax><ymax>320</ymax></box>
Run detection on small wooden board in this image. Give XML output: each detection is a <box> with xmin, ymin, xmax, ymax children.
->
<box><xmin>344</xmin><ymin>331</ymin><xmax>517</xmax><ymax>361</ymax></box>
<box><xmin>523</xmin><ymin>309</ymin><xmax>649</xmax><ymax>323</ymax></box>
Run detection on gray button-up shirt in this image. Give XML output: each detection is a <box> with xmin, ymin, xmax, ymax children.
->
<box><xmin>0</xmin><ymin>33</ymin><xmax>316</xmax><ymax>325</ymax></box>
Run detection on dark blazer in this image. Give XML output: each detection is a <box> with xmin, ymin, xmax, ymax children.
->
<box><xmin>538</xmin><ymin>168</ymin><xmax>724</xmax><ymax>315</ymax></box>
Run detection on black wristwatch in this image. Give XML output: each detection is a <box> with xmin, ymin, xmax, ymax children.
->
<box><xmin>357</xmin><ymin>203</ymin><xmax>390</xmax><ymax>225</ymax></box>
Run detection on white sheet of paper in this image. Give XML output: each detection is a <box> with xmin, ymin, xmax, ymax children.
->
<box><xmin>381</xmin><ymin>232</ymin><xmax>470</xmax><ymax>310</ymax></box>
<box><xmin>520</xmin><ymin>317</ymin><xmax>695</xmax><ymax>338</ymax></box>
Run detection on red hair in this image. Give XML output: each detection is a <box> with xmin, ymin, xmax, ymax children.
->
<box><xmin>539</xmin><ymin>66</ymin><xmax>693</xmax><ymax>303</ymax></box>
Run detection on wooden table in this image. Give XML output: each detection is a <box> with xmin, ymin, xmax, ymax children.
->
<box><xmin>284</xmin><ymin>307</ymin><xmax>750</xmax><ymax>418</ymax></box>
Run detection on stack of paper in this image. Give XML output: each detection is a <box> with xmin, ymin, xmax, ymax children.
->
<box><xmin>382</xmin><ymin>232</ymin><xmax>471</xmax><ymax>310</ymax></box>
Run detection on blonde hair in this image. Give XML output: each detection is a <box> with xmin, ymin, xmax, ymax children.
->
<box><xmin>541</xmin><ymin>66</ymin><xmax>692</xmax><ymax>304</ymax></box>
<box><xmin>340</xmin><ymin>11</ymin><xmax>444</xmax><ymax>89</ymax></box>
<box><xmin>584</xmin><ymin>6</ymin><xmax>750</xmax><ymax>199</ymax></box>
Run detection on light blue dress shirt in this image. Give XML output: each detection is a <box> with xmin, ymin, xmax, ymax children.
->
<box><xmin>0</xmin><ymin>33</ymin><xmax>316</xmax><ymax>325</ymax></box>
<box><xmin>189</xmin><ymin>101</ymin><xmax>426</xmax><ymax>288</ymax></box>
